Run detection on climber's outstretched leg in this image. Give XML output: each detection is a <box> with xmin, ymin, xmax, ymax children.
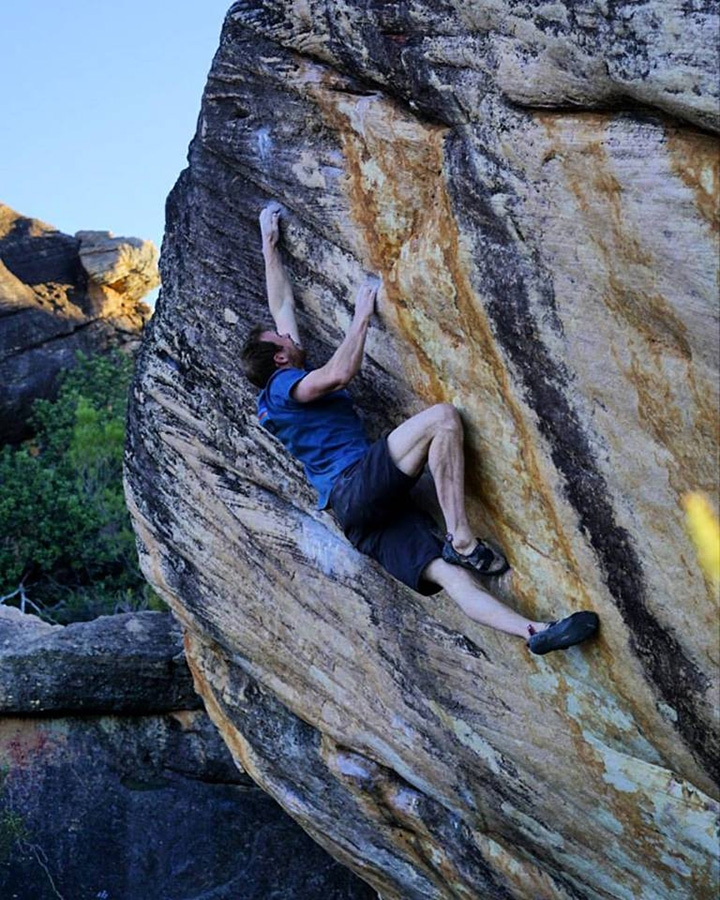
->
<box><xmin>386</xmin><ymin>404</ymin><xmax>507</xmax><ymax>575</ymax></box>
<box><xmin>423</xmin><ymin>558</ymin><xmax>600</xmax><ymax>653</ymax></box>
<box><xmin>423</xmin><ymin>558</ymin><xmax>540</xmax><ymax>636</ymax></box>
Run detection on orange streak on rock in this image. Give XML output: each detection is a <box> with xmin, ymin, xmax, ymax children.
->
<box><xmin>666</xmin><ymin>125</ymin><xmax>720</xmax><ymax>232</ymax></box>
<box><xmin>310</xmin><ymin>80</ymin><xmax>592</xmax><ymax>610</ymax></box>
<box><xmin>538</xmin><ymin>111</ymin><xmax>720</xmax><ymax>500</ymax></box>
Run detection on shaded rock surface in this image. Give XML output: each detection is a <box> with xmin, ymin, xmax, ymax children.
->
<box><xmin>125</xmin><ymin>3</ymin><xmax>719</xmax><ymax>899</ymax></box>
<box><xmin>0</xmin><ymin>204</ymin><xmax>157</xmax><ymax>444</ymax></box>
<box><xmin>0</xmin><ymin>607</ymin><xmax>200</xmax><ymax>714</ymax></box>
<box><xmin>0</xmin><ymin>608</ymin><xmax>376</xmax><ymax>900</ymax></box>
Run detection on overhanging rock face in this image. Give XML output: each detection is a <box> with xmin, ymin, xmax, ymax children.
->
<box><xmin>125</xmin><ymin>3</ymin><xmax>720</xmax><ymax>898</ymax></box>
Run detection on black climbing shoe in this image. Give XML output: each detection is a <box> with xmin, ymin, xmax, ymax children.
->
<box><xmin>527</xmin><ymin>611</ymin><xmax>599</xmax><ymax>655</ymax></box>
<box><xmin>442</xmin><ymin>536</ymin><xmax>510</xmax><ymax>577</ymax></box>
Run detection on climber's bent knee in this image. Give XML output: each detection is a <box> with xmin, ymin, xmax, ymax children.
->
<box><xmin>387</xmin><ymin>404</ymin><xmax>463</xmax><ymax>477</ymax></box>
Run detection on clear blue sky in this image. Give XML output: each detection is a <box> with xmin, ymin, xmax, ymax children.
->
<box><xmin>1</xmin><ymin>1</ymin><xmax>232</xmax><ymax>261</ymax></box>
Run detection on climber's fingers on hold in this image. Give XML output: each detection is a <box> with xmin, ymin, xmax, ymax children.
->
<box><xmin>259</xmin><ymin>202</ymin><xmax>284</xmax><ymax>244</ymax></box>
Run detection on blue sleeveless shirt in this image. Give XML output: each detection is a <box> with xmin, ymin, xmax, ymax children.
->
<box><xmin>257</xmin><ymin>368</ymin><xmax>371</xmax><ymax>509</ymax></box>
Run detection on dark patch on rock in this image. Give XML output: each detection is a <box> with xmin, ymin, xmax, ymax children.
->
<box><xmin>0</xmin><ymin>711</ymin><xmax>374</xmax><ymax>900</ymax></box>
<box><xmin>0</xmin><ymin>220</ymin><xmax>85</xmax><ymax>288</ymax></box>
<box><xmin>0</xmin><ymin>609</ymin><xmax>376</xmax><ymax>900</ymax></box>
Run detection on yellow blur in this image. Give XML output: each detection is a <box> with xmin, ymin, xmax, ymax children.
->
<box><xmin>682</xmin><ymin>492</ymin><xmax>720</xmax><ymax>588</ymax></box>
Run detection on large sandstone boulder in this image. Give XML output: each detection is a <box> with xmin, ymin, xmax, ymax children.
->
<box><xmin>125</xmin><ymin>3</ymin><xmax>719</xmax><ymax>899</ymax></box>
<box><xmin>0</xmin><ymin>204</ymin><xmax>158</xmax><ymax>443</ymax></box>
<box><xmin>0</xmin><ymin>608</ymin><xmax>375</xmax><ymax>900</ymax></box>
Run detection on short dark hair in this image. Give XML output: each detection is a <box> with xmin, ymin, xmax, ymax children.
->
<box><xmin>241</xmin><ymin>324</ymin><xmax>279</xmax><ymax>388</ymax></box>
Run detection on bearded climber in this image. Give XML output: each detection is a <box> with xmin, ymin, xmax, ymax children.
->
<box><xmin>241</xmin><ymin>202</ymin><xmax>598</xmax><ymax>655</ymax></box>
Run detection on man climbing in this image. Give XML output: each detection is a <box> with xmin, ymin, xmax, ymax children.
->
<box><xmin>241</xmin><ymin>202</ymin><xmax>599</xmax><ymax>655</ymax></box>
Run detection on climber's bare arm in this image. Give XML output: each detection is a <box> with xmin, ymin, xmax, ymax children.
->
<box><xmin>293</xmin><ymin>281</ymin><xmax>378</xmax><ymax>403</ymax></box>
<box><xmin>260</xmin><ymin>203</ymin><xmax>301</xmax><ymax>346</ymax></box>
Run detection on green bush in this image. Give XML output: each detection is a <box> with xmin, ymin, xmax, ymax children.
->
<box><xmin>0</xmin><ymin>352</ymin><xmax>164</xmax><ymax>623</ymax></box>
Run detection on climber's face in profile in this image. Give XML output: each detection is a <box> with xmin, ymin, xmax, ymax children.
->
<box><xmin>261</xmin><ymin>329</ymin><xmax>306</xmax><ymax>369</ymax></box>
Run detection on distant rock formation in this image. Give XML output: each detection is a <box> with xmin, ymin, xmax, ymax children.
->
<box><xmin>0</xmin><ymin>204</ymin><xmax>157</xmax><ymax>444</ymax></box>
<box><xmin>0</xmin><ymin>608</ymin><xmax>375</xmax><ymax>900</ymax></box>
<box><xmin>125</xmin><ymin>3</ymin><xmax>719</xmax><ymax>899</ymax></box>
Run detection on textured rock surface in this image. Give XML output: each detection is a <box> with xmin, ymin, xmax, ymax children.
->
<box><xmin>0</xmin><ymin>609</ymin><xmax>375</xmax><ymax>900</ymax></box>
<box><xmin>0</xmin><ymin>607</ymin><xmax>200</xmax><ymax>714</ymax></box>
<box><xmin>0</xmin><ymin>204</ymin><xmax>157</xmax><ymax>443</ymax></box>
<box><xmin>125</xmin><ymin>3</ymin><xmax>719</xmax><ymax>899</ymax></box>
<box><xmin>77</xmin><ymin>229</ymin><xmax>160</xmax><ymax>303</ymax></box>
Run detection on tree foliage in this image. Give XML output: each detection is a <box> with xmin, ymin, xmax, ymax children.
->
<box><xmin>0</xmin><ymin>353</ymin><xmax>163</xmax><ymax>623</ymax></box>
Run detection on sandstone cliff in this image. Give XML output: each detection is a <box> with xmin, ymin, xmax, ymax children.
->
<box><xmin>0</xmin><ymin>204</ymin><xmax>157</xmax><ymax>443</ymax></box>
<box><xmin>124</xmin><ymin>3</ymin><xmax>719</xmax><ymax>898</ymax></box>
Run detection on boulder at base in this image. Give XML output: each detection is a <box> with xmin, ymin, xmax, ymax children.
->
<box><xmin>0</xmin><ymin>608</ymin><xmax>375</xmax><ymax>900</ymax></box>
<box><xmin>125</xmin><ymin>3</ymin><xmax>719</xmax><ymax>899</ymax></box>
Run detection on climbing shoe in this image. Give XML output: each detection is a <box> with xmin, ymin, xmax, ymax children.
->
<box><xmin>527</xmin><ymin>611</ymin><xmax>599</xmax><ymax>655</ymax></box>
<box><xmin>442</xmin><ymin>536</ymin><xmax>510</xmax><ymax>577</ymax></box>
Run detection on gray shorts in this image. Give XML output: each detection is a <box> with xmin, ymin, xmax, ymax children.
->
<box><xmin>329</xmin><ymin>437</ymin><xmax>443</xmax><ymax>596</ymax></box>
